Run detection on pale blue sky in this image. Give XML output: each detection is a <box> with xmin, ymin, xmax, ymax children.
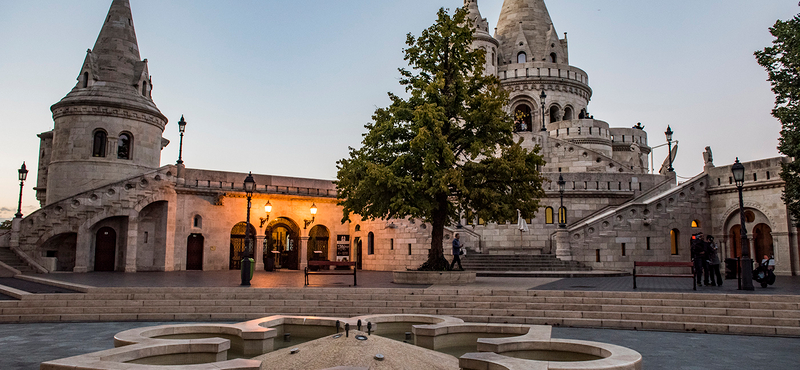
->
<box><xmin>0</xmin><ymin>0</ymin><xmax>797</xmax><ymax>219</ymax></box>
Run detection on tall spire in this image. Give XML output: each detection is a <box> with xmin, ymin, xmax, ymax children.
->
<box><xmin>495</xmin><ymin>0</ymin><xmax>567</xmax><ymax>65</ymax></box>
<box><xmin>464</xmin><ymin>0</ymin><xmax>490</xmax><ymax>34</ymax></box>
<box><xmin>92</xmin><ymin>0</ymin><xmax>142</xmax><ymax>85</ymax></box>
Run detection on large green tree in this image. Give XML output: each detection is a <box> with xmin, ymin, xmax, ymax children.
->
<box><xmin>756</xmin><ymin>13</ymin><xmax>800</xmax><ymax>226</ymax></box>
<box><xmin>335</xmin><ymin>7</ymin><xmax>545</xmax><ymax>270</ymax></box>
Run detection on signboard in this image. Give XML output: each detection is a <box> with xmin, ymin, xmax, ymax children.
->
<box><xmin>336</xmin><ymin>235</ymin><xmax>350</xmax><ymax>262</ymax></box>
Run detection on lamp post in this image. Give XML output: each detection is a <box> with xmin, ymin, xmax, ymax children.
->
<box><xmin>665</xmin><ymin>126</ymin><xmax>674</xmax><ymax>172</ymax></box>
<box><xmin>732</xmin><ymin>158</ymin><xmax>754</xmax><ymax>291</ymax></box>
<box><xmin>176</xmin><ymin>115</ymin><xmax>187</xmax><ymax>165</ymax></box>
<box><xmin>557</xmin><ymin>174</ymin><xmax>566</xmax><ymax>228</ymax></box>
<box><xmin>15</xmin><ymin>162</ymin><xmax>28</xmax><ymax>218</ymax></box>
<box><xmin>540</xmin><ymin>90</ymin><xmax>547</xmax><ymax>132</ymax></box>
<box><xmin>241</xmin><ymin>172</ymin><xmax>256</xmax><ymax>286</ymax></box>
<box><xmin>304</xmin><ymin>203</ymin><xmax>318</xmax><ymax>229</ymax></box>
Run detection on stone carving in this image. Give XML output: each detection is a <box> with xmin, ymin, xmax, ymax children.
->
<box><xmin>703</xmin><ymin>146</ymin><xmax>714</xmax><ymax>166</ymax></box>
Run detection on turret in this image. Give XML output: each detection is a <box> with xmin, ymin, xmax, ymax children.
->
<box><xmin>464</xmin><ymin>0</ymin><xmax>500</xmax><ymax>76</ymax></box>
<box><xmin>42</xmin><ymin>0</ymin><xmax>169</xmax><ymax>205</ymax></box>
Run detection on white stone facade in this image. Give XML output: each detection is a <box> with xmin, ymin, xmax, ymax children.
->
<box><xmin>7</xmin><ymin>0</ymin><xmax>798</xmax><ymax>277</ymax></box>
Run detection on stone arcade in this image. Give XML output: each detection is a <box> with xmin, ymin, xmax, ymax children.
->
<box><xmin>2</xmin><ymin>0</ymin><xmax>798</xmax><ymax>277</ymax></box>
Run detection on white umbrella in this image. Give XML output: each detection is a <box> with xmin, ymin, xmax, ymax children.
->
<box><xmin>517</xmin><ymin>209</ymin><xmax>529</xmax><ymax>232</ymax></box>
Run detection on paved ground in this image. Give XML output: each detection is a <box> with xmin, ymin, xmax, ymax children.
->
<box><xmin>3</xmin><ymin>270</ymin><xmax>800</xmax><ymax>369</ymax></box>
<box><xmin>3</xmin><ymin>321</ymin><xmax>799</xmax><ymax>370</ymax></box>
<box><xmin>34</xmin><ymin>269</ymin><xmax>800</xmax><ymax>294</ymax></box>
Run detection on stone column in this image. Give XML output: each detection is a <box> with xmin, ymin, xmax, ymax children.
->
<box><xmin>8</xmin><ymin>218</ymin><xmax>21</xmax><ymax>250</ymax></box>
<box><xmin>164</xmin><ymin>190</ymin><xmax>178</xmax><ymax>271</ymax></box>
<box><xmin>771</xmin><ymin>232</ymin><xmax>792</xmax><ymax>276</ymax></box>
<box><xmin>124</xmin><ymin>217</ymin><xmax>139</xmax><ymax>272</ymax></box>
<box><xmin>74</xmin><ymin>228</ymin><xmax>92</xmax><ymax>273</ymax></box>
<box><xmin>299</xmin><ymin>236</ymin><xmax>310</xmax><ymax>271</ymax></box>
<box><xmin>555</xmin><ymin>229</ymin><xmax>571</xmax><ymax>261</ymax></box>
<box><xmin>254</xmin><ymin>235</ymin><xmax>264</xmax><ymax>271</ymax></box>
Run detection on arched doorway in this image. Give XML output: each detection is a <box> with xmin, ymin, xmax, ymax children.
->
<box><xmin>308</xmin><ymin>225</ymin><xmax>330</xmax><ymax>263</ymax></box>
<box><xmin>563</xmin><ymin>106</ymin><xmax>574</xmax><ymax>121</ymax></box>
<box><xmin>230</xmin><ymin>222</ymin><xmax>256</xmax><ymax>270</ymax></box>
<box><xmin>514</xmin><ymin>104</ymin><xmax>533</xmax><ymax>132</ymax></box>
<box><xmin>186</xmin><ymin>234</ymin><xmax>204</xmax><ymax>270</ymax></box>
<box><xmin>264</xmin><ymin>217</ymin><xmax>300</xmax><ymax>270</ymax></box>
<box><xmin>753</xmin><ymin>223</ymin><xmax>774</xmax><ymax>260</ymax></box>
<box><xmin>40</xmin><ymin>233</ymin><xmax>77</xmax><ymax>272</ymax></box>
<box><xmin>729</xmin><ymin>225</ymin><xmax>751</xmax><ymax>258</ymax></box>
<box><xmin>95</xmin><ymin>227</ymin><xmax>116</xmax><ymax>272</ymax></box>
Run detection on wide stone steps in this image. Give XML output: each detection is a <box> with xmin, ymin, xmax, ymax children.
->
<box><xmin>0</xmin><ymin>287</ymin><xmax>798</xmax><ymax>337</ymax></box>
<box><xmin>461</xmin><ymin>254</ymin><xmax>591</xmax><ymax>271</ymax></box>
<box><xmin>0</xmin><ymin>248</ymin><xmax>36</xmax><ymax>274</ymax></box>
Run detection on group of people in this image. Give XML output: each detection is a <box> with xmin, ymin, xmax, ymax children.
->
<box><xmin>690</xmin><ymin>232</ymin><xmax>723</xmax><ymax>287</ymax></box>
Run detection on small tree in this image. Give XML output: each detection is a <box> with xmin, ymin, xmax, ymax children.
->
<box><xmin>756</xmin><ymin>13</ymin><xmax>800</xmax><ymax>226</ymax></box>
<box><xmin>0</xmin><ymin>220</ymin><xmax>11</xmax><ymax>230</ymax></box>
<box><xmin>335</xmin><ymin>7</ymin><xmax>546</xmax><ymax>270</ymax></box>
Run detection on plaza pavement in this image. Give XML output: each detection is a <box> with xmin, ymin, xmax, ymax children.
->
<box><xmin>1</xmin><ymin>270</ymin><xmax>799</xmax><ymax>369</ymax></box>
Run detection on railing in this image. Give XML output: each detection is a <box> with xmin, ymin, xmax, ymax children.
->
<box><xmin>185</xmin><ymin>180</ymin><xmax>338</xmax><ymax>198</ymax></box>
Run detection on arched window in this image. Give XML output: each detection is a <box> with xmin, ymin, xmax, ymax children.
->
<box><xmin>558</xmin><ymin>206</ymin><xmax>567</xmax><ymax>225</ymax></box>
<box><xmin>141</xmin><ymin>81</ymin><xmax>148</xmax><ymax>97</ymax></box>
<box><xmin>92</xmin><ymin>130</ymin><xmax>107</xmax><ymax>157</ymax></box>
<box><xmin>670</xmin><ymin>229</ymin><xmax>680</xmax><ymax>255</ymax></box>
<box><xmin>82</xmin><ymin>72</ymin><xmax>89</xmax><ymax>88</ymax></box>
<box><xmin>514</xmin><ymin>104</ymin><xmax>532</xmax><ymax>132</ymax></box>
<box><xmin>563</xmin><ymin>107</ymin><xmax>574</xmax><ymax>121</ymax></box>
<box><xmin>545</xmin><ymin>207</ymin><xmax>554</xmax><ymax>224</ymax></box>
<box><xmin>550</xmin><ymin>53</ymin><xmax>557</xmax><ymax>63</ymax></box>
<box><xmin>492</xmin><ymin>52</ymin><xmax>495</xmax><ymax>66</ymax></box>
<box><xmin>355</xmin><ymin>224</ymin><xmax>361</xmax><ymax>232</ymax></box>
<box><xmin>517</xmin><ymin>51</ymin><xmax>527</xmax><ymax>64</ymax></box>
<box><xmin>193</xmin><ymin>215</ymin><xmax>202</xmax><ymax>228</ymax></box>
<box><xmin>367</xmin><ymin>232</ymin><xmax>374</xmax><ymax>255</ymax></box>
<box><xmin>118</xmin><ymin>133</ymin><xmax>132</xmax><ymax>160</ymax></box>
<box><xmin>691</xmin><ymin>220</ymin><xmax>701</xmax><ymax>228</ymax></box>
<box><xmin>550</xmin><ymin>106</ymin><xmax>560</xmax><ymax>123</ymax></box>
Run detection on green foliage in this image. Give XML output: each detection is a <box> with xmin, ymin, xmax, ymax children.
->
<box><xmin>756</xmin><ymin>13</ymin><xmax>800</xmax><ymax>226</ymax></box>
<box><xmin>0</xmin><ymin>220</ymin><xmax>11</xmax><ymax>230</ymax></box>
<box><xmin>335</xmin><ymin>7</ymin><xmax>546</xmax><ymax>270</ymax></box>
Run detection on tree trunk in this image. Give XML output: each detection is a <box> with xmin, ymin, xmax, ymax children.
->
<box><xmin>419</xmin><ymin>193</ymin><xmax>449</xmax><ymax>270</ymax></box>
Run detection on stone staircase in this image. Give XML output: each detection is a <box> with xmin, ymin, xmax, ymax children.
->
<box><xmin>0</xmin><ymin>282</ymin><xmax>798</xmax><ymax>337</ymax></box>
<box><xmin>460</xmin><ymin>253</ymin><xmax>592</xmax><ymax>272</ymax></box>
<box><xmin>0</xmin><ymin>248</ymin><xmax>36</xmax><ymax>275</ymax></box>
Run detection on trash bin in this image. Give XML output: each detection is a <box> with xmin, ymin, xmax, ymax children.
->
<box><xmin>724</xmin><ymin>258</ymin><xmax>738</xmax><ymax>280</ymax></box>
<box><xmin>241</xmin><ymin>258</ymin><xmax>255</xmax><ymax>279</ymax></box>
<box><xmin>265</xmin><ymin>255</ymin><xmax>275</xmax><ymax>272</ymax></box>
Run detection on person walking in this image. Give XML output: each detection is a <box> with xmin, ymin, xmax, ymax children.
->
<box><xmin>450</xmin><ymin>233</ymin><xmax>464</xmax><ymax>271</ymax></box>
<box><xmin>706</xmin><ymin>235</ymin><xmax>722</xmax><ymax>286</ymax></box>
<box><xmin>690</xmin><ymin>233</ymin><xmax>706</xmax><ymax>286</ymax></box>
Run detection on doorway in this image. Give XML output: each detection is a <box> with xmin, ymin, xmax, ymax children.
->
<box><xmin>94</xmin><ymin>227</ymin><xmax>116</xmax><ymax>272</ymax></box>
<box><xmin>355</xmin><ymin>237</ymin><xmax>363</xmax><ymax>270</ymax></box>
<box><xmin>264</xmin><ymin>218</ymin><xmax>300</xmax><ymax>270</ymax></box>
<box><xmin>753</xmin><ymin>223</ymin><xmax>774</xmax><ymax>260</ymax></box>
<box><xmin>230</xmin><ymin>222</ymin><xmax>256</xmax><ymax>270</ymax></box>
<box><xmin>186</xmin><ymin>234</ymin><xmax>204</xmax><ymax>270</ymax></box>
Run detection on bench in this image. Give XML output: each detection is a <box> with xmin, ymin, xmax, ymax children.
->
<box><xmin>304</xmin><ymin>261</ymin><xmax>357</xmax><ymax>286</ymax></box>
<box><xmin>633</xmin><ymin>261</ymin><xmax>695</xmax><ymax>290</ymax></box>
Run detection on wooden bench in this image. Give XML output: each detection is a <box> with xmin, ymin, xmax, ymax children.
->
<box><xmin>633</xmin><ymin>261</ymin><xmax>695</xmax><ymax>290</ymax></box>
<box><xmin>304</xmin><ymin>261</ymin><xmax>357</xmax><ymax>286</ymax></box>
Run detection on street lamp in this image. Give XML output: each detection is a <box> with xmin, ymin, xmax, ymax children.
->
<box><xmin>241</xmin><ymin>172</ymin><xmax>256</xmax><ymax>286</ymax></box>
<box><xmin>176</xmin><ymin>115</ymin><xmax>187</xmax><ymax>165</ymax></box>
<box><xmin>304</xmin><ymin>203</ymin><xmax>318</xmax><ymax>229</ymax></box>
<box><xmin>732</xmin><ymin>158</ymin><xmax>754</xmax><ymax>290</ymax></box>
<box><xmin>665</xmin><ymin>126</ymin><xmax>674</xmax><ymax>172</ymax></box>
<box><xmin>540</xmin><ymin>90</ymin><xmax>547</xmax><ymax>132</ymax></box>
<box><xmin>260</xmin><ymin>200</ymin><xmax>272</xmax><ymax>228</ymax></box>
<box><xmin>15</xmin><ymin>162</ymin><xmax>28</xmax><ymax>218</ymax></box>
<box><xmin>557</xmin><ymin>174</ymin><xmax>566</xmax><ymax>228</ymax></box>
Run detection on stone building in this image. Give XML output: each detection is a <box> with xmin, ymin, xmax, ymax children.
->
<box><xmin>2</xmin><ymin>0</ymin><xmax>798</xmax><ymax>277</ymax></box>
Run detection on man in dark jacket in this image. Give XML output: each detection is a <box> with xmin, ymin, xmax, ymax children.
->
<box><xmin>450</xmin><ymin>233</ymin><xmax>464</xmax><ymax>271</ymax></box>
<box><xmin>691</xmin><ymin>233</ymin><xmax>707</xmax><ymax>286</ymax></box>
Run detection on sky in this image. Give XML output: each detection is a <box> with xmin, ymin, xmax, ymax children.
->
<box><xmin>0</xmin><ymin>0</ymin><xmax>797</xmax><ymax>220</ymax></box>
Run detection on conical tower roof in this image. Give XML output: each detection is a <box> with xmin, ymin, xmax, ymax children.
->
<box><xmin>92</xmin><ymin>0</ymin><xmax>143</xmax><ymax>85</ymax></box>
<box><xmin>465</xmin><ymin>0</ymin><xmax>490</xmax><ymax>35</ymax></box>
<box><xmin>495</xmin><ymin>0</ymin><xmax>566</xmax><ymax>65</ymax></box>
<box><xmin>52</xmin><ymin>0</ymin><xmax>166</xmax><ymax>124</ymax></box>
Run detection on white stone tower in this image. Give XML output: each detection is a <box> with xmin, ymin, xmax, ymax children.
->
<box><xmin>38</xmin><ymin>0</ymin><xmax>168</xmax><ymax>205</ymax></box>
<box><xmin>465</xmin><ymin>0</ymin><xmax>500</xmax><ymax>77</ymax></box>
